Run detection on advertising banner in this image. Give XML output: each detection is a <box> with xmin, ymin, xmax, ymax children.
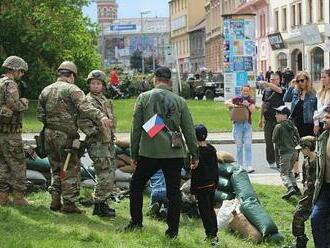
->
<box><xmin>223</xmin><ymin>14</ymin><xmax>256</xmax><ymax>99</ymax></box>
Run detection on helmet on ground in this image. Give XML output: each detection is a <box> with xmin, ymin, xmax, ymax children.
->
<box><xmin>2</xmin><ymin>56</ymin><xmax>28</xmax><ymax>71</ymax></box>
<box><xmin>58</xmin><ymin>61</ymin><xmax>77</xmax><ymax>76</ymax></box>
<box><xmin>87</xmin><ymin>70</ymin><xmax>106</xmax><ymax>84</ymax></box>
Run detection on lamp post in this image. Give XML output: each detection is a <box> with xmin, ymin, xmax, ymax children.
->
<box><xmin>140</xmin><ymin>10</ymin><xmax>151</xmax><ymax>74</ymax></box>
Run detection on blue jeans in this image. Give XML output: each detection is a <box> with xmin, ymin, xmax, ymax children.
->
<box><xmin>311</xmin><ymin>183</ymin><xmax>330</xmax><ymax>248</ymax></box>
<box><xmin>232</xmin><ymin>121</ymin><xmax>252</xmax><ymax>169</ymax></box>
<box><xmin>150</xmin><ymin>170</ymin><xmax>168</xmax><ymax>207</ymax></box>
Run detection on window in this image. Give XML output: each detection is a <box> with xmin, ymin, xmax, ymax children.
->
<box><xmin>308</xmin><ymin>0</ymin><xmax>313</xmax><ymax>23</ymax></box>
<box><xmin>278</xmin><ymin>53</ymin><xmax>288</xmax><ymax>69</ymax></box>
<box><xmin>319</xmin><ymin>0</ymin><xmax>324</xmax><ymax>21</ymax></box>
<box><xmin>274</xmin><ymin>10</ymin><xmax>279</xmax><ymax>31</ymax></box>
<box><xmin>297</xmin><ymin>3</ymin><xmax>302</xmax><ymax>25</ymax></box>
<box><xmin>311</xmin><ymin>47</ymin><xmax>324</xmax><ymax>81</ymax></box>
<box><xmin>291</xmin><ymin>5</ymin><xmax>296</xmax><ymax>27</ymax></box>
<box><xmin>282</xmin><ymin>8</ymin><xmax>287</xmax><ymax>31</ymax></box>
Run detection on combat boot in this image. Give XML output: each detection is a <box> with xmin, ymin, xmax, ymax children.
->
<box><xmin>295</xmin><ymin>235</ymin><xmax>308</xmax><ymax>248</ymax></box>
<box><xmin>0</xmin><ymin>192</ymin><xmax>9</xmax><ymax>205</ymax></box>
<box><xmin>282</xmin><ymin>186</ymin><xmax>298</xmax><ymax>200</ymax></box>
<box><xmin>50</xmin><ymin>194</ymin><xmax>62</xmax><ymax>211</ymax></box>
<box><xmin>93</xmin><ymin>201</ymin><xmax>115</xmax><ymax>217</ymax></box>
<box><xmin>60</xmin><ymin>201</ymin><xmax>83</xmax><ymax>214</ymax></box>
<box><xmin>12</xmin><ymin>192</ymin><xmax>30</xmax><ymax>206</ymax></box>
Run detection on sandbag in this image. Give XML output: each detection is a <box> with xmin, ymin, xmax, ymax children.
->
<box><xmin>115</xmin><ymin>137</ymin><xmax>130</xmax><ymax>148</ymax></box>
<box><xmin>229</xmin><ymin>212</ymin><xmax>262</xmax><ymax>243</ymax></box>
<box><xmin>218</xmin><ymin>163</ymin><xmax>238</xmax><ymax>177</ymax></box>
<box><xmin>26</xmin><ymin>157</ymin><xmax>50</xmax><ymax>173</ymax></box>
<box><xmin>81</xmin><ymin>179</ymin><xmax>95</xmax><ymax>188</ymax></box>
<box><xmin>115</xmin><ymin>169</ymin><xmax>132</xmax><ymax>182</ymax></box>
<box><xmin>230</xmin><ymin>168</ymin><xmax>258</xmax><ymax>202</ymax></box>
<box><xmin>115</xmin><ymin>159</ymin><xmax>127</xmax><ymax>168</ymax></box>
<box><xmin>214</xmin><ymin>190</ymin><xmax>235</xmax><ymax>203</ymax></box>
<box><xmin>240</xmin><ymin>197</ymin><xmax>279</xmax><ymax>237</ymax></box>
<box><xmin>217</xmin><ymin>199</ymin><xmax>239</xmax><ymax>230</ymax></box>
<box><xmin>116</xmin><ymin>181</ymin><xmax>130</xmax><ymax>189</ymax></box>
<box><xmin>26</xmin><ymin>169</ymin><xmax>47</xmax><ymax>183</ymax></box>
<box><xmin>218</xmin><ymin>177</ymin><xmax>233</xmax><ymax>192</ymax></box>
<box><xmin>117</xmin><ymin>154</ymin><xmax>131</xmax><ymax>164</ymax></box>
<box><xmin>115</xmin><ymin>145</ymin><xmax>125</xmax><ymax>155</ymax></box>
<box><xmin>118</xmin><ymin>165</ymin><xmax>134</xmax><ymax>174</ymax></box>
<box><xmin>217</xmin><ymin>151</ymin><xmax>235</xmax><ymax>163</ymax></box>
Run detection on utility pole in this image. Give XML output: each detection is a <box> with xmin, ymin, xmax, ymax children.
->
<box><xmin>140</xmin><ymin>10</ymin><xmax>151</xmax><ymax>74</ymax></box>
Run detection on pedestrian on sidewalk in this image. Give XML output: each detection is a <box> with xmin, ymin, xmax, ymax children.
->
<box><xmin>225</xmin><ymin>85</ymin><xmax>256</xmax><ymax>173</ymax></box>
<box><xmin>290</xmin><ymin>136</ymin><xmax>317</xmax><ymax>248</ymax></box>
<box><xmin>259</xmin><ymin>72</ymin><xmax>285</xmax><ymax>168</ymax></box>
<box><xmin>272</xmin><ymin>106</ymin><xmax>301</xmax><ymax>199</ymax></box>
<box><xmin>191</xmin><ymin>124</ymin><xmax>219</xmax><ymax>247</ymax></box>
<box><xmin>311</xmin><ymin>104</ymin><xmax>330</xmax><ymax>248</ymax></box>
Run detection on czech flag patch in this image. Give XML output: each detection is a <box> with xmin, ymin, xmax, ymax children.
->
<box><xmin>143</xmin><ymin>114</ymin><xmax>166</xmax><ymax>138</ymax></box>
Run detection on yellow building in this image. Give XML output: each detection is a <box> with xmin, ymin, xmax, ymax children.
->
<box><xmin>169</xmin><ymin>0</ymin><xmax>205</xmax><ymax>73</ymax></box>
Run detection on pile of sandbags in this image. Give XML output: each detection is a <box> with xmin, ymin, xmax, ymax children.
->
<box><xmin>215</xmin><ymin>153</ymin><xmax>283</xmax><ymax>243</ymax></box>
<box><xmin>114</xmin><ymin>137</ymin><xmax>133</xmax><ymax>189</ymax></box>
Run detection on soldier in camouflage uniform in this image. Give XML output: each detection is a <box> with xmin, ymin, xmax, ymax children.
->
<box><xmin>0</xmin><ymin>56</ymin><xmax>29</xmax><ymax>206</ymax></box>
<box><xmin>78</xmin><ymin>70</ymin><xmax>116</xmax><ymax>218</ymax></box>
<box><xmin>290</xmin><ymin>136</ymin><xmax>317</xmax><ymax>248</ymax></box>
<box><xmin>37</xmin><ymin>61</ymin><xmax>113</xmax><ymax>214</ymax></box>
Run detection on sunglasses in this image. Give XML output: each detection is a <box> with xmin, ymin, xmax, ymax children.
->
<box><xmin>296</xmin><ymin>78</ymin><xmax>306</xmax><ymax>83</ymax></box>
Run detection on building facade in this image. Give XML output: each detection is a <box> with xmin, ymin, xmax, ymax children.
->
<box><xmin>234</xmin><ymin>0</ymin><xmax>272</xmax><ymax>74</ymax></box>
<box><xmin>96</xmin><ymin>0</ymin><xmax>118</xmax><ymax>24</ymax></box>
<box><xmin>188</xmin><ymin>19</ymin><xmax>206</xmax><ymax>73</ymax></box>
<box><xmin>169</xmin><ymin>0</ymin><xmax>205</xmax><ymax>73</ymax></box>
<box><xmin>102</xmin><ymin>17</ymin><xmax>169</xmax><ymax>67</ymax></box>
<box><xmin>268</xmin><ymin>0</ymin><xmax>330</xmax><ymax>82</ymax></box>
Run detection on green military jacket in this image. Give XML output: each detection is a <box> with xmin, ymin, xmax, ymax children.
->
<box><xmin>272</xmin><ymin>120</ymin><xmax>300</xmax><ymax>155</ymax></box>
<box><xmin>0</xmin><ymin>75</ymin><xmax>28</xmax><ymax>130</ymax></box>
<box><xmin>130</xmin><ymin>83</ymin><xmax>198</xmax><ymax>160</ymax></box>
<box><xmin>78</xmin><ymin>92</ymin><xmax>115</xmax><ymax>144</ymax></box>
<box><xmin>37</xmin><ymin>79</ymin><xmax>106</xmax><ymax>135</ymax></box>
<box><xmin>313</xmin><ymin>130</ymin><xmax>329</xmax><ymax>204</ymax></box>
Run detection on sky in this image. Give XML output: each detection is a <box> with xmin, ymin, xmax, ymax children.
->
<box><xmin>83</xmin><ymin>0</ymin><xmax>169</xmax><ymax>22</ymax></box>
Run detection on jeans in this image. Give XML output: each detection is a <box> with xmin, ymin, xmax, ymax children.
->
<box><xmin>130</xmin><ymin>157</ymin><xmax>183</xmax><ymax>234</ymax></box>
<box><xmin>150</xmin><ymin>170</ymin><xmax>168</xmax><ymax>208</ymax></box>
<box><xmin>311</xmin><ymin>183</ymin><xmax>330</xmax><ymax>248</ymax></box>
<box><xmin>232</xmin><ymin>121</ymin><xmax>252</xmax><ymax>169</ymax></box>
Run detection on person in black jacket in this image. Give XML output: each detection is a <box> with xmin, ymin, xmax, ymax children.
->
<box><xmin>191</xmin><ymin>124</ymin><xmax>219</xmax><ymax>246</ymax></box>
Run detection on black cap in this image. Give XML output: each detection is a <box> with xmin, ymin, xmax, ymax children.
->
<box><xmin>274</xmin><ymin>105</ymin><xmax>291</xmax><ymax>116</ymax></box>
<box><xmin>155</xmin><ymin>66</ymin><xmax>171</xmax><ymax>80</ymax></box>
<box><xmin>195</xmin><ymin>124</ymin><xmax>208</xmax><ymax>141</ymax></box>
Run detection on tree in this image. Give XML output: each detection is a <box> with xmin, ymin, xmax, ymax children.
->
<box><xmin>130</xmin><ymin>50</ymin><xmax>142</xmax><ymax>72</ymax></box>
<box><xmin>0</xmin><ymin>0</ymin><xmax>101</xmax><ymax>99</ymax></box>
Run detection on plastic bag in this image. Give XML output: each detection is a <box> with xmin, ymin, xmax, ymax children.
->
<box><xmin>217</xmin><ymin>199</ymin><xmax>239</xmax><ymax>230</ymax></box>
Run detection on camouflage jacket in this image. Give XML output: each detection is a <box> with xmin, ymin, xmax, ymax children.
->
<box><xmin>36</xmin><ymin>79</ymin><xmax>106</xmax><ymax>135</ymax></box>
<box><xmin>302</xmin><ymin>156</ymin><xmax>317</xmax><ymax>189</ymax></box>
<box><xmin>131</xmin><ymin>83</ymin><xmax>198</xmax><ymax>160</ymax></box>
<box><xmin>0</xmin><ymin>75</ymin><xmax>28</xmax><ymax>127</ymax></box>
<box><xmin>78</xmin><ymin>92</ymin><xmax>115</xmax><ymax>144</ymax></box>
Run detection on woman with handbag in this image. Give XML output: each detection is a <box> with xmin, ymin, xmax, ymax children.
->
<box><xmin>225</xmin><ymin>85</ymin><xmax>256</xmax><ymax>173</ymax></box>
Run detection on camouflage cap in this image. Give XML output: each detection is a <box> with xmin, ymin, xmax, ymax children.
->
<box><xmin>87</xmin><ymin>70</ymin><xmax>106</xmax><ymax>84</ymax></box>
<box><xmin>2</xmin><ymin>56</ymin><xmax>28</xmax><ymax>71</ymax></box>
<box><xmin>58</xmin><ymin>61</ymin><xmax>77</xmax><ymax>76</ymax></box>
<box><xmin>295</xmin><ymin>136</ymin><xmax>316</xmax><ymax>150</ymax></box>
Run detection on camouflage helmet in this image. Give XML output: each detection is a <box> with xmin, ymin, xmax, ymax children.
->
<box><xmin>58</xmin><ymin>61</ymin><xmax>77</xmax><ymax>76</ymax></box>
<box><xmin>87</xmin><ymin>70</ymin><xmax>106</xmax><ymax>84</ymax></box>
<box><xmin>295</xmin><ymin>136</ymin><xmax>316</xmax><ymax>150</ymax></box>
<box><xmin>2</xmin><ymin>56</ymin><xmax>28</xmax><ymax>71</ymax></box>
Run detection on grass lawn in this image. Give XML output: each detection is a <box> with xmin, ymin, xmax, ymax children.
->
<box><xmin>23</xmin><ymin>99</ymin><xmax>261</xmax><ymax>133</ymax></box>
<box><xmin>0</xmin><ymin>184</ymin><xmax>313</xmax><ymax>248</ymax></box>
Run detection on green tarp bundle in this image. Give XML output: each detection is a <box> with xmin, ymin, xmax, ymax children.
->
<box><xmin>214</xmin><ymin>190</ymin><xmax>235</xmax><ymax>203</ymax></box>
<box><xmin>218</xmin><ymin>163</ymin><xmax>238</xmax><ymax>177</ymax></box>
<box><xmin>218</xmin><ymin>177</ymin><xmax>232</xmax><ymax>192</ymax></box>
<box><xmin>230</xmin><ymin>168</ymin><xmax>258</xmax><ymax>202</ymax></box>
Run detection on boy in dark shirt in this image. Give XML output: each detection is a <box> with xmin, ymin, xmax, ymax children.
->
<box><xmin>191</xmin><ymin>124</ymin><xmax>219</xmax><ymax>246</ymax></box>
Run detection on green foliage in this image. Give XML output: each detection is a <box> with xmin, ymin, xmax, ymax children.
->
<box><xmin>130</xmin><ymin>50</ymin><xmax>142</xmax><ymax>71</ymax></box>
<box><xmin>0</xmin><ymin>0</ymin><xmax>101</xmax><ymax>99</ymax></box>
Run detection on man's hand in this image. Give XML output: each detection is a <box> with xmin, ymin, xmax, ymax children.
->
<box><xmin>190</xmin><ymin>159</ymin><xmax>199</xmax><ymax>170</ymax></box>
<box><xmin>131</xmin><ymin>159</ymin><xmax>138</xmax><ymax>171</ymax></box>
<box><xmin>100</xmin><ymin>117</ymin><xmax>114</xmax><ymax>129</ymax></box>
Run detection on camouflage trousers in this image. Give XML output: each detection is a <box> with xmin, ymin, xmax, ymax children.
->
<box><xmin>292</xmin><ymin>185</ymin><xmax>315</xmax><ymax>237</ymax></box>
<box><xmin>0</xmin><ymin>133</ymin><xmax>26</xmax><ymax>193</ymax></box>
<box><xmin>279</xmin><ymin>152</ymin><xmax>298</xmax><ymax>188</ymax></box>
<box><xmin>87</xmin><ymin>142</ymin><xmax>116</xmax><ymax>203</ymax></box>
<box><xmin>45</xmin><ymin>129</ymin><xmax>80</xmax><ymax>203</ymax></box>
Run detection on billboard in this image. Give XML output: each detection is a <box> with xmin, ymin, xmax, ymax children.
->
<box><xmin>110</xmin><ymin>24</ymin><xmax>137</xmax><ymax>32</ymax></box>
<box><xmin>223</xmin><ymin>14</ymin><xmax>256</xmax><ymax>99</ymax></box>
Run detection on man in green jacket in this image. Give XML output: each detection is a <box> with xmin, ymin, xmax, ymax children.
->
<box><xmin>311</xmin><ymin>105</ymin><xmax>330</xmax><ymax>248</ymax></box>
<box><xmin>126</xmin><ymin>66</ymin><xmax>199</xmax><ymax>238</ymax></box>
